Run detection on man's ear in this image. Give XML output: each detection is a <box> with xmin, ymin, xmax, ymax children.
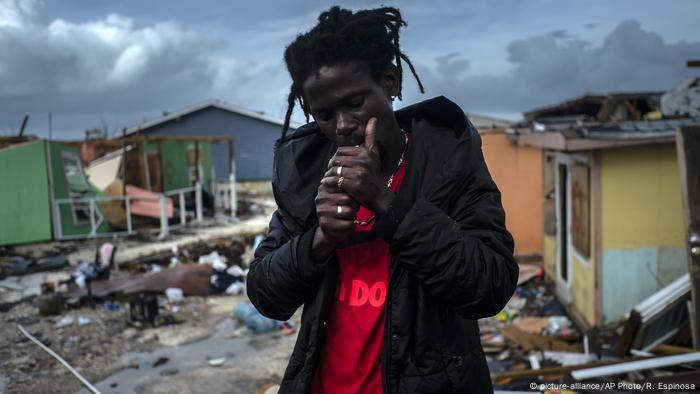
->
<box><xmin>382</xmin><ymin>65</ymin><xmax>400</xmax><ymax>99</ymax></box>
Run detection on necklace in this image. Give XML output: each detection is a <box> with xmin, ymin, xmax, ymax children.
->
<box><xmin>354</xmin><ymin>129</ymin><xmax>409</xmax><ymax>226</ymax></box>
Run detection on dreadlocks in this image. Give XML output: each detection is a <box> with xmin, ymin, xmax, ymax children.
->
<box><xmin>281</xmin><ymin>6</ymin><xmax>425</xmax><ymax>139</ymax></box>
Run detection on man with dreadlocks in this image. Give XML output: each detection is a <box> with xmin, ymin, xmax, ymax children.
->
<box><xmin>247</xmin><ymin>6</ymin><xmax>517</xmax><ymax>393</ymax></box>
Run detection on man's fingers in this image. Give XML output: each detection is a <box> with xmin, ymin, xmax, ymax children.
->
<box><xmin>323</xmin><ymin>161</ymin><xmax>365</xmax><ymax>179</ymax></box>
<box><xmin>317</xmin><ymin>184</ymin><xmax>360</xmax><ymax>208</ymax></box>
<box><xmin>364</xmin><ymin>117</ymin><xmax>378</xmax><ymax>153</ymax></box>
<box><xmin>320</xmin><ymin>175</ymin><xmax>361</xmax><ymax>195</ymax></box>
<box><xmin>333</xmin><ymin>146</ymin><xmax>364</xmax><ymax>157</ymax></box>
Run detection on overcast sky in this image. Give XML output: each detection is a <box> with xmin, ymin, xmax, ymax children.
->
<box><xmin>1</xmin><ymin>0</ymin><xmax>699</xmax><ymax>139</ymax></box>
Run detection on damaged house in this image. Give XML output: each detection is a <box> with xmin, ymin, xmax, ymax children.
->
<box><xmin>122</xmin><ymin>99</ymin><xmax>299</xmax><ymax>184</ymax></box>
<box><xmin>0</xmin><ymin>134</ymin><xmax>235</xmax><ymax>246</ymax></box>
<box><xmin>516</xmin><ymin>91</ymin><xmax>700</xmax><ymax>328</ymax></box>
<box><xmin>0</xmin><ymin>137</ymin><xmax>113</xmax><ymax>246</ymax></box>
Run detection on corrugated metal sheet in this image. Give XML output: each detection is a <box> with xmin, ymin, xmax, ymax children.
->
<box><xmin>580</xmin><ymin>117</ymin><xmax>700</xmax><ymax>139</ymax></box>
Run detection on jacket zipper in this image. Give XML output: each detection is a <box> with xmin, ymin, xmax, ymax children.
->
<box><xmin>382</xmin><ymin>258</ymin><xmax>398</xmax><ymax>394</ymax></box>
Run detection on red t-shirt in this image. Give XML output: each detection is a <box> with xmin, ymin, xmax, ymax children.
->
<box><xmin>312</xmin><ymin>139</ymin><xmax>409</xmax><ymax>394</ymax></box>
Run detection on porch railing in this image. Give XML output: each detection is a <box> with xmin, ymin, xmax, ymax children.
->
<box><xmin>52</xmin><ymin>183</ymin><xmax>203</xmax><ymax>240</ymax></box>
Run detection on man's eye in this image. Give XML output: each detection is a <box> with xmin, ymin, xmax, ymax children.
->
<box><xmin>315</xmin><ymin>112</ymin><xmax>333</xmax><ymax>122</ymax></box>
<box><xmin>348</xmin><ymin>97</ymin><xmax>364</xmax><ymax>108</ymax></box>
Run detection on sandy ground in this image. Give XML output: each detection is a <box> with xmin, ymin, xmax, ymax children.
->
<box><xmin>1</xmin><ymin>293</ymin><xmax>297</xmax><ymax>394</ymax></box>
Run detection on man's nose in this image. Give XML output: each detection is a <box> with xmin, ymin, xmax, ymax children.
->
<box><xmin>335</xmin><ymin>112</ymin><xmax>357</xmax><ymax>136</ymax></box>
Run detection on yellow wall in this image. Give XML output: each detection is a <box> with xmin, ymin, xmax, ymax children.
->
<box><xmin>481</xmin><ymin>132</ymin><xmax>543</xmax><ymax>256</ymax></box>
<box><xmin>601</xmin><ymin>143</ymin><xmax>685</xmax><ymax>249</ymax></box>
<box><xmin>600</xmin><ymin>143</ymin><xmax>687</xmax><ymax>323</ymax></box>
<box><xmin>571</xmin><ymin>254</ymin><xmax>596</xmax><ymax>324</ymax></box>
<box><xmin>544</xmin><ymin>234</ymin><xmax>556</xmax><ymax>282</ymax></box>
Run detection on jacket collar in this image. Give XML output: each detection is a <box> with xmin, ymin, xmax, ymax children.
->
<box><xmin>395</xmin><ymin>96</ymin><xmax>467</xmax><ymax>137</ymax></box>
<box><xmin>272</xmin><ymin>96</ymin><xmax>469</xmax><ymax>229</ymax></box>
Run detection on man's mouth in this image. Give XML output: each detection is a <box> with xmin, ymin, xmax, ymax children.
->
<box><xmin>338</xmin><ymin>136</ymin><xmax>364</xmax><ymax>147</ymax></box>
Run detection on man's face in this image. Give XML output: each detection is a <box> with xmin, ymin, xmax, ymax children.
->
<box><xmin>302</xmin><ymin>62</ymin><xmax>397</xmax><ymax>149</ymax></box>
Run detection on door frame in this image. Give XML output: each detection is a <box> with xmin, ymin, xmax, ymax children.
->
<box><xmin>554</xmin><ymin>152</ymin><xmax>590</xmax><ymax>304</ymax></box>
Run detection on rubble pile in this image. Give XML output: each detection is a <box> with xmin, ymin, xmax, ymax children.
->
<box><xmin>484</xmin><ymin>263</ymin><xmax>700</xmax><ymax>392</ymax></box>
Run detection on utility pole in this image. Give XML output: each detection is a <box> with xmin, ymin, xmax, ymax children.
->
<box><xmin>18</xmin><ymin>115</ymin><xmax>29</xmax><ymax>137</ymax></box>
<box><xmin>122</xmin><ymin>127</ymin><xmax>128</xmax><ymax>197</ymax></box>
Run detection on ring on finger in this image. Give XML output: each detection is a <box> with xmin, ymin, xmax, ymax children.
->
<box><xmin>336</xmin><ymin>205</ymin><xmax>343</xmax><ymax>218</ymax></box>
<box><xmin>336</xmin><ymin>166</ymin><xmax>342</xmax><ymax>176</ymax></box>
<box><xmin>337</xmin><ymin>176</ymin><xmax>345</xmax><ymax>190</ymax></box>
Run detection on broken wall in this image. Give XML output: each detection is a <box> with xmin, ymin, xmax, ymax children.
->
<box><xmin>48</xmin><ymin>141</ymin><xmax>113</xmax><ymax>238</ymax></box>
<box><xmin>146</xmin><ymin>140</ymin><xmax>215</xmax><ymax>192</ymax></box>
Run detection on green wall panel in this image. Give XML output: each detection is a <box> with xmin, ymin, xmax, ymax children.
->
<box><xmin>0</xmin><ymin>141</ymin><xmax>52</xmax><ymax>245</ymax></box>
<box><xmin>161</xmin><ymin>140</ymin><xmax>190</xmax><ymax>191</ymax></box>
<box><xmin>158</xmin><ymin>140</ymin><xmax>215</xmax><ymax>192</ymax></box>
<box><xmin>199</xmin><ymin>142</ymin><xmax>214</xmax><ymax>192</ymax></box>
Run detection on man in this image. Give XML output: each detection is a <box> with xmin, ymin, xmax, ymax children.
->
<box><xmin>247</xmin><ymin>6</ymin><xmax>518</xmax><ymax>393</ymax></box>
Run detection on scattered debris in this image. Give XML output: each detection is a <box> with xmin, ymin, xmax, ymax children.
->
<box><xmin>501</xmin><ymin>325</ymin><xmax>579</xmax><ymax>352</ymax></box>
<box><xmin>542</xmin><ymin>351</ymin><xmax>597</xmax><ymax>366</ymax></box>
<box><xmin>1</xmin><ymin>256</ymin><xmax>69</xmax><ymax>277</ymax></box>
<box><xmin>160</xmin><ymin>368</ymin><xmax>179</xmax><ymax>376</ymax></box>
<box><xmin>152</xmin><ymin>356</ymin><xmax>170</xmax><ymax>368</ymax></box>
<box><xmin>545</xmin><ymin>315</ymin><xmax>573</xmax><ymax>338</ymax></box>
<box><xmin>55</xmin><ymin>316</ymin><xmax>75</xmax><ymax>328</ymax></box>
<box><xmin>208</xmin><ymin>357</ymin><xmax>227</xmax><ymax>367</ymax></box>
<box><xmin>513</xmin><ymin>316</ymin><xmax>548</xmax><ymax>335</ymax></box>
<box><xmin>516</xmin><ymin>262</ymin><xmax>543</xmax><ymax>285</ymax></box>
<box><xmin>165</xmin><ymin>287</ymin><xmax>184</xmax><ymax>304</ymax></box>
<box><xmin>129</xmin><ymin>294</ymin><xmax>159</xmax><ymax>325</ymax></box>
<box><xmin>36</xmin><ymin>293</ymin><xmax>63</xmax><ymax>316</ymax></box>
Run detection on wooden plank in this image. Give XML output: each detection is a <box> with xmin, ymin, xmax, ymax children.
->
<box><xmin>501</xmin><ymin>326</ymin><xmax>579</xmax><ymax>353</ymax></box>
<box><xmin>676</xmin><ymin>125</ymin><xmax>700</xmax><ymax>349</ymax></box>
<box><xmin>652</xmin><ymin>344</ymin><xmax>697</xmax><ymax>355</ymax></box>
<box><xmin>493</xmin><ymin>356</ymin><xmax>646</xmax><ymax>385</ymax></box>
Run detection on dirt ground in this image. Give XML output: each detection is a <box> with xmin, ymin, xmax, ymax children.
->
<box><xmin>0</xmin><ymin>293</ymin><xmax>298</xmax><ymax>394</ymax></box>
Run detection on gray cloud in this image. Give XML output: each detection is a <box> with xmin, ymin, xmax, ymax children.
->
<box><xmin>2</xmin><ymin>0</ymin><xmax>698</xmax><ymax>137</ymax></box>
<box><xmin>0</xmin><ymin>0</ymin><xmax>290</xmax><ymax>137</ymax></box>
<box><xmin>404</xmin><ymin>20</ymin><xmax>700</xmax><ymax>116</ymax></box>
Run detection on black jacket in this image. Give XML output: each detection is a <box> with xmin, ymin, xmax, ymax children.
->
<box><xmin>247</xmin><ymin>96</ymin><xmax>518</xmax><ymax>393</ymax></box>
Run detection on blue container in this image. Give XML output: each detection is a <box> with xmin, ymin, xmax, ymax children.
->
<box><xmin>245</xmin><ymin>313</ymin><xmax>281</xmax><ymax>333</ymax></box>
<box><xmin>233</xmin><ymin>301</ymin><xmax>258</xmax><ymax>322</ymax></box>
<box><xmin>233</xmin><ymin>301</ymin><xmax>281</xmax><ymax>334</ymax></box>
